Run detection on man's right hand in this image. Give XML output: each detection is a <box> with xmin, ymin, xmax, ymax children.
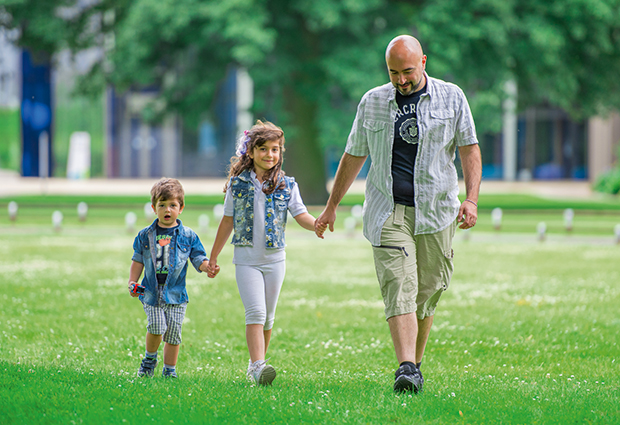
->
<box><xmin>314</xmin><ymin>153</ymin><xmax>367</xmax><ymax>238</ymax></box>
<box><xmin>315</xmin><ymin>207</ymin><xmax>337</xmax><ymax>238</ymax></box>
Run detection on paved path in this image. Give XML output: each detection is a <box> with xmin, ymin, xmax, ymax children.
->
<box><xmin>0</xmin><ymin>169</ymin><xmax>596</xmax><ymax>200</ymax></box>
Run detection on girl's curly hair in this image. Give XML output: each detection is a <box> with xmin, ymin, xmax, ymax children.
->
<box><xmin>225</xmin><ymin>120</ymin><xmax>286</xmax><ymax>194</ymax></box>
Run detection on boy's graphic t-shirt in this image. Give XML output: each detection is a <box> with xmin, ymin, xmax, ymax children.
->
<box><xmin>155</xmin><ymin>224</ymin><xmax>176</xmax><ymax>285</ymax></box>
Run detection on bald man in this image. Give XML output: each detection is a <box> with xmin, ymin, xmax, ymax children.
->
<box><xmin>316</xmin><ymin>35</ymin><xmax>482</xmax><ymax>394</ymax></box>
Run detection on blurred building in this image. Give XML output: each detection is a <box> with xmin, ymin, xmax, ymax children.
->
<box><xmin>588</xmin><ymin>113</ymin><xmax>620</xmax><ymax>180</ymax></box>
<box><xmin>481</xmin><ymin>105</ymin><xmax>620</xmax><ymax>182</ymax></box>
<box><xmin>104</xmin><ymin>67</ymin><xmax>251</xmax><ymax>179</ymax></box>
<box><xmin>0</xmin><ymin>28</ymin><xmax>20</xmax><ymax>108</ymax></box>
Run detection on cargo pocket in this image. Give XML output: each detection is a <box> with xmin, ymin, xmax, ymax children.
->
<box><xmin>373</xmin><ymin>244</ymin><xmax>414</xmax><ymax>301</ymax></box>
<box><xmin>441</xmin><ymin>248</ymin><xmax>454</xmax><ymax>291</ymax></box>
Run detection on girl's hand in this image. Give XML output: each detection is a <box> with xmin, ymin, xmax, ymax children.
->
<box><xmin>315</xmin><ymin>220</ymin><xmax>328</xmax><ymax>239</ymax></box>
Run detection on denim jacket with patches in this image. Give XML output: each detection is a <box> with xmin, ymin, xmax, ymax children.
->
<box><xmin>230</xmin><ymin>170</ymin><xmax>293</xmax><ymax>248</ymax></box>
<box><xmin>132</xmin><ymin>219</ymin><xmax>208</xmax><ymax>306</ymax></box>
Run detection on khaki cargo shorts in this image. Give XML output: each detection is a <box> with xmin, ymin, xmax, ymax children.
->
<box><xmin>372</xmin><ymin>204</ymin><xmax>455</xmax><ymax>320</ymax></box>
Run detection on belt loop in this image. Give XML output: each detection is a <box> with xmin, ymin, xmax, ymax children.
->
<box><xmin>394</xmin><ymin>204</ymin><xmax>405</xmax><ymax>225</ymax></box>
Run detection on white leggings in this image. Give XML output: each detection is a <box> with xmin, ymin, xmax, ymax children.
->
<box><xmin>235</xmin><ymin>261</ymin><xmax>286</xmax><ymax>331</ymax></box>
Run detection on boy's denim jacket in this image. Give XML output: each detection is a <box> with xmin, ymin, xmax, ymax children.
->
<box><xmin>231</xmin><ymin>170</ymin><xmax>294</xmax><ymax>249</ymax></box>
<box><xmin>132</xmin><ymin>219</ymin><xmax>207</xmax><ymax>306</ymax></box>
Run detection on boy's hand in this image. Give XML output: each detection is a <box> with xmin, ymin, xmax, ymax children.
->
<box><xmin>128</xmin><ymin>281</ymin><xmax>141</xmax><ymax>298</ymax></box>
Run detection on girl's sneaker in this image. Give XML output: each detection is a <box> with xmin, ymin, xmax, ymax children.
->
<box><xmin>247</xmin><ymin>359</ymin><xmax>276</xmax><ymax>386</ymax></box>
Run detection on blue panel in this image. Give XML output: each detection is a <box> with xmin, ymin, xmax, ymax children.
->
<box><xmin>21</xmin><ymin>50</ymin><xmax>53</xmax><ymax>176</ymax></box>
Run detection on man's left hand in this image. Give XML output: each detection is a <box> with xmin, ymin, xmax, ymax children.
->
<box><xmin>457</xmin><ymin>201</ymin><xmax>477</xmax><ymax>229</ymax></box>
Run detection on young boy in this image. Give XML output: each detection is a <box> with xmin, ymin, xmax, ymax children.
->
<box><xmin>128</xmin><ymin>177</ymin><xmax>218</xmax><ymax>378</ymax></box>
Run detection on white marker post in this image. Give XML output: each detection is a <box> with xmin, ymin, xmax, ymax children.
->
<box><xmin>491</xmin><ymin>207</ymin><xmax>503</xmax><ymax>231</ymax></box>
<box><xmin>537</xmin><ymin>222</ymin><xmax>547</xmax><ymax>242</ymax></box>
<box><xmin>52</xmin><ymin>210</ymin><xmax>63</xmax><ymax>232</ymax></box>
<box><xmin>125</xmin><ymin>212</ymin><xmax>137</xmax><ymax>233</ymax></box>
<box><xmin>614</xmin><ymin>224</ymin><xmax>620</xmax><ymax>245</ymax></box>
<box><xmin>344</xmin><ymin>216</ymin><xmax>357</xmax><ymax>238</ymax></box>
<box><xmin>563</xmin><ymin>208</ymin><xmax>574</xmax><ymax>232</ymax></box>
<box><xmin>351</xmin><ymin>204</ymin><xmax>363</xmax><ymax>225</ymax></box>
<box><xmin>144</xmin><ymin>202</ymin><xmax>154</xmax><ymax>222</ymax></box>
<box><xmin>213</xmin><ymin>204</ymin><xmax>225</xmax><ymax>221</ymax></box>
<box><xmin>77</xmin><ymin>202</ymin><xmax>88</xmax><ymax>222</ymax></box>
<box><xmin>198</xmin><ymin>214</ymin><xmax>210</xmax><ymax>234</ymax></box>
<box><xmin>8</xmin><ymin>201</ymin><xmax>18</xmax><ymax>222</ymax></box>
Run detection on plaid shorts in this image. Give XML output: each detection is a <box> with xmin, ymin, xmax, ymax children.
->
<box><xmin>141</xmin><ymin>285</ymin><xmax>187</xmax><ymax>345</ymax></box>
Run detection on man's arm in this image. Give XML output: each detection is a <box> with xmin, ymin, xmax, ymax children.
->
<box><xmin>315</xmin><ymin>153</ymin><xmax>367</xmax><ymax>235</ymax></box>
<box><xmin>457</xmin><ymin>143</ymin><xmax>482</xmax><ymax>229</ymax></box>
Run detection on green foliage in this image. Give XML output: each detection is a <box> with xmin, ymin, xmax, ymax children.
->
<box><xmin>0</xmin><ymin>0</ymin><xmax>69</xmax><ymax>54</ymax></box>
<box><xmin>593</xmin><ymin>144</ymin><xmax>620</xmax><ymax>195</ymax></box>
<box><xmin>594</xmin><ymin>168</ymin><xmax>620</xmax><ymax>195</ymax></box>
<box><xmin>4</xmin><ymin>0</ymin><xmax>620</xmax><ymax>128</ymax></box>
<box><xmin>418</xmin><ymin>0</ymin><xmax>620</xmax><ymax>132</ymax></box>
<box><xmin>0</xmin><ymin>108</ymin><xmax>20</xmax><ymax>171</ymax></box>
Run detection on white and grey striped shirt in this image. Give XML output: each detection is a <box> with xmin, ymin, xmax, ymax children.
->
<box><xmin>345</xmin><ymin>75</ymin><xmax>478</xmax><ymax>245</ymax></box>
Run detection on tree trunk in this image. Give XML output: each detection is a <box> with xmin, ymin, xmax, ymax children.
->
<box><xmin>282</xmin><ymin>85</ymin><xmax>329</xmax><ymax>206</ymax></box>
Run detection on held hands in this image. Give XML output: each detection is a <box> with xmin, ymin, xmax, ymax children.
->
<box><xmin>457</xmin><ymin>199</ymin><xmax>478</xmax><ymax>229</ymax></box>
<box><xmin>205</xmin><ymin>259</ymin><xmax>220</xmax><ymax>278</ymax></box>
<box><xmin>314</xmin><ymin>208</ymin><xmax>336</xmax><ymax>238</ymax></box>
<box><xmin>314</xmin><ymin>219</ymin><xmax>328</xmax><ymax>239</ymax></box>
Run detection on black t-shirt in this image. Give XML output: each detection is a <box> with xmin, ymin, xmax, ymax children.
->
<box><xmin>392</xmin><ymin>84</ymin><xmax>426</xmax><ymax>206</ymax></box>
<box><xmin>155</xmin><ymin>224</ymin><xmax>176</xmax><ymax>285</ymax></box>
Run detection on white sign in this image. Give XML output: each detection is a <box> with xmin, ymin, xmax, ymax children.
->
<box><xmin>67</xmin><ymin>132</ymin><xmax>91</xmax><ymax>179</ymax></box>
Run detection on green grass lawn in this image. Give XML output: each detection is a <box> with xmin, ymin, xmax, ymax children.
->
<box><xmin>1</xmin><ymin>210</ymin><xmax>619</xmax><ymax>424</ymax></box>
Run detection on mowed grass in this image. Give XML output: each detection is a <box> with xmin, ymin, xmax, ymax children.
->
<box><xmin>1</xmin><ymin>214</ymin><xmax>619</xmax><ymax>424</ymax></box>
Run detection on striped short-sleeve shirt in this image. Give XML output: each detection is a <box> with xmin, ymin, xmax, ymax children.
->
<box><xmin>345</xmin><ymin>75</ymin><xmax>478</xmax><ymax>245</ymax></box>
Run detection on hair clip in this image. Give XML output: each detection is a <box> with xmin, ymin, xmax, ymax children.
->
<box><xmin>236</xmin><ymin>130</ymin><xmax>251</xmax><ymax>157</ymax></box>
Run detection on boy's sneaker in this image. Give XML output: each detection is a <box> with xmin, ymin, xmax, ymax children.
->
<box><xmin>247</xmin><ymin>359</ymin><xmax>277</xmax><ymax>386</ymax></box>
<box><xmin>137</xmin><ymin>357</ymin><xmax>158</xmax><ymax>377</ymax></box>
<box><xmin>394</xmin><ymin>363</ymin><xmax>423</xmax><ymax>394</ymax></box>
<box><xmin>162</xmin><ymin>368</ymin><xmax>178</xmax><ymax>378</ymax></box>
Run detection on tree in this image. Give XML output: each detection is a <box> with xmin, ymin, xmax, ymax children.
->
<box><xmin>249</xmin><ymin>0</ymin><xmax>410</xmax><ymax>203</ymax></box>
<box><xmin>3</xmin><ymin>0</ymin><xmax>620</xmax><ymax>200</ymax></box>
<box><xmin>98</xmin><ymin>0</ymin><xmax>409</xmax><ymax>204</ymax></box>
<box><xmin>417</xmin><ymin>0</ymin><xmax>620</xmax><ymax>129</ymax></box>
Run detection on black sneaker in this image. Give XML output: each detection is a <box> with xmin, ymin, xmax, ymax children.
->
<box><xmin>137</xmin><ymin>357</ymin><xmax>158</xmax><ymax>377</ymax></box>
<box><xmin>394</xmin><ymin>363</ymin><xmax>423</xmax><ymax>394</ymax></box>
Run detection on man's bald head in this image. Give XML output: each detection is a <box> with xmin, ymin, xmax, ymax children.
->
<box><xmin>386</xmin><ymin>35</ymin><xmax>424</xmax><ymax>61</ymax></box>
<box><xmin>385</xmin><ymin>35</ymin><xmax>427</xmax><ymax>96</ymax></box>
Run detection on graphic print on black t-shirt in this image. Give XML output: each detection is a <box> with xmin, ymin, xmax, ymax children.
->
<box><xmin>392</xmin><ymin>85</ymin><xmax>426</xmax><ymax>206</ymax></box>
<box><xmin>155</xmin><ymin>225</ymin><xmax>175</xmax><ymax>285</ymax></box>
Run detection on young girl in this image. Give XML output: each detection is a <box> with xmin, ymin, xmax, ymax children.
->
<box><xmin>208</xmin><ymin>120</ymin><xmax>324</xmax><ymax>386</ymax></box>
